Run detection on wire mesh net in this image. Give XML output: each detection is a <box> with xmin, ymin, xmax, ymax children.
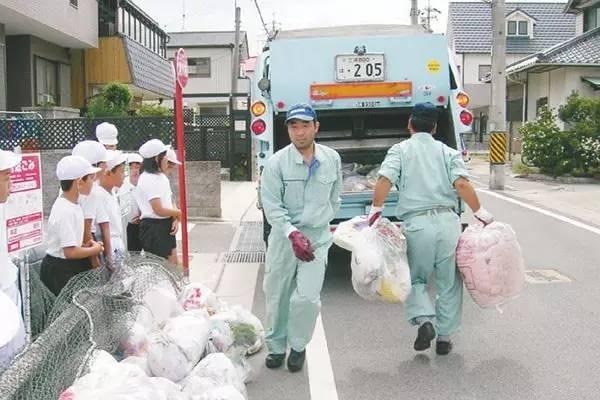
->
<box><xmin>0</xmin><ymin>252</ymin><xmax>183</xmax><ymax>400</ymax></box>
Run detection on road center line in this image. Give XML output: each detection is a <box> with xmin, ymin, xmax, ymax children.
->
<box><xmin>306</xmin><ymin>313</ymin><xmax>339</xmax><ymax>400</ymax></box>
<box><xmin>477</xmin><ymin>189</ymin><xmax>600</xmax><ymax>236</ymax></box>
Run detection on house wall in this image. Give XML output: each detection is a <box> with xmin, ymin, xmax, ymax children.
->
<box><xmin>576</xmin><ymin>13</ymin><xmax>584</xmax><ymax>35</ymax></box>
<box><xmin>173</xmin><ymin>47</ymin><xmax>233</xmax><ymax>95</ymax></box>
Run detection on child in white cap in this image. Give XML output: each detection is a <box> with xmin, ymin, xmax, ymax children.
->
<box><xmin>72</xmin><ymin>140</ymin><xmax>110</xmax><ymax>268</ymax></box>
<box><xmin>96</xmin><ymin>151</ymin><xmax>128</xmax><ymax>267</ymax></box>
<box><xmin>95</xmin><ymin>122</ymin><xmax>119</xmax><ymax>150</ymax></box>
<box><xmin>118</xmin><ymin>153</ymin><xmax>143</xmax><ymax>251</ymax></box>
<box><xmin>0</xmin><ymin>149</ymin><xmax>26</xmax><ymax>372</ymax></box>
<box><xmin>40</xmin><ymin>156</ymin><xmax>104</xmax><ymax>296</ymax></box>
<box><xmin>137</xmin><ymin>139</ymin><xmax>181</xmax><ymax>264</ymax></box>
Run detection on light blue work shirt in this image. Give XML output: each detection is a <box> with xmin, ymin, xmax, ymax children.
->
<box><xmin>378</xmin><ymin>132</ymin><xmax>469</xmax><ymax>219</ymax></box>
<box><xmin>261</xmin><ymin>143</ymin><xmax>343</xmax><ymax>237</ymax></box>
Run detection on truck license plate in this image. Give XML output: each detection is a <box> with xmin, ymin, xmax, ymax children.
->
<box><xmin>336</xmin><ymin>54</ymin><xmax>385</xmax><ymax>82</ymax></box>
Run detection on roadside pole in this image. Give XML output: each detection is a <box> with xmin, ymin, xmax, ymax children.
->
<box><xmin>489</xmin><ymin>0</ymin><xmax>507</xmax><ymax>190</ymax></box>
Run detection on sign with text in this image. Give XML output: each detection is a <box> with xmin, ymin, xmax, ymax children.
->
<box><xmin>5</xmin><ymin>153</ymin><xmax>43</xmax><ymax>254</ymax></box>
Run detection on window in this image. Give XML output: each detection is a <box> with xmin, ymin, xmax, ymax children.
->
<box><xmin>478</xmin><ymin>65</ymin><xmax>492</xmax><ymax>82</ymax></box>
<box><xmin>70</xmin><ymin>0</ymin><xmax>78</xmax><ymax>8</ymax></box>
<box><xmin>518</xmin><ymin>21</ymin><xmax>528</xmax><ymax>35</ymax></box>
<box><xmin>188</xmin><ymin>58</ymin><xmax>211</xmax><ymax>78</ymax></box>
<box><xmin>507</xmin><ymin>21</ymin><xmax>517</xmax><ymax>35</ymax></box>
<box><xmin>584</xmin><ymin>5</ymin><xmax>600</xmax><ymax>32</ymax></box>
<box><xmin>35</xmin><ymin>57</ymin><xmax>58</xmax><ymax>105</ymax></box>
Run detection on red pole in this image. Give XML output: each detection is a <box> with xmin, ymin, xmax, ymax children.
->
<box><xmin>174</xmin><ymin>76</ymin><xmax>189</xmax><ymax>276</ymax></box>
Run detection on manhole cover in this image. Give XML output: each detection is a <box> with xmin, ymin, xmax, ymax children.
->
<box><xmin>223</xmin><ymin>251</ymin><xmax>265</xmax><ymax>264</ymax></box>
<box><xmin>525</xmin><ymin>269</ymin><xmax>572</xmax><ymax>284</ymax></box>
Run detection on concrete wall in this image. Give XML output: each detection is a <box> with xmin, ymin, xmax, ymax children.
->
<box><xmin>41</xmin><ymin>153</ymin><xmax>222</xmax><ymax>219</ymax></box>
<box><xmin>0</xmin><ymin>0</ymin><xmax>97</xmax><ymax>48</ymax></box>
<box><xmin>172</xmin><ymin>47</ymin><xmax>233</xmax><ymax>95</ymax></box>
<box><xmin>0</xmin><ymin>23</ymin><xmax>5</xmax><ymax>111</ymax></box>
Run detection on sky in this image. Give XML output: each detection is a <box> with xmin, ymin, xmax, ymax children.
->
<box><xmin>134</xmin><ymin>0</ymin><xmax>570</xmax><ymax>55</ymax></box>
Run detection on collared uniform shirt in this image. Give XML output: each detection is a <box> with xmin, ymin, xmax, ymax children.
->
<box><xmin>378</xmin><ymin>132</ymin><xmax>469</xmax><ymax>220</ymax></box>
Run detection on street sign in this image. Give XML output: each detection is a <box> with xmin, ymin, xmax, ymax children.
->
<box><xmin>5</xmin><ymin>153</ymin><xmax>43</xmax><ymax>254</ymax></box>
<box><xmin>175</xmin><ymin>48</ymin><xmax>189</xmax><ymax>88</ymax></box>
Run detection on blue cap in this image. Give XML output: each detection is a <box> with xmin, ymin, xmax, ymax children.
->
<box><xmin>411</xmin><ymin>102</ymin><xmax>438</xmax><ymax>122</ymax></box>
<box><xmin>285</xmin><ymin>103</ymin><xmax>317</xmax><ymax>123</ymax></box>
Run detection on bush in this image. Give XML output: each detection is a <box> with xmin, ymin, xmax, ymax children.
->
<box><xmin>86</xmin><ymin>82</ymin><xmax>132</xmax><ymax>118</ymax></box>
<box><xmin>137</xmin><ymin>104</ymin><xmax>172</xmax><ymax>117</ymax></box>
<box><xmin>520</xmin><ymin>107</ymin><xmax>576</xmax><ymax>176</ymax></box>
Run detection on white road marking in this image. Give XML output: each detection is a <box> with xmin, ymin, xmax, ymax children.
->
<box><xmin>175</xmin><ymin>222</ymin><xmax>196</xmax><ymax>241</ymax></box>
<box><xmin>306</xmin><ymin>313</ymin><xmax>339</xmax><ymax>400</ymax></box>
<box><xmin>477</xmin><ymin>189</ymin><xmax>600</xmax><ymax>236</ymax></box>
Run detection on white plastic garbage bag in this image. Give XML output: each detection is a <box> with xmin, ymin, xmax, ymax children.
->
<box><xmin>183</xmin><ymin>376</ymin><xmax>219</xmax><ymax>398</ymax></box>
<box><xmin>121</xmin><ymin>356</ymin><xmax>151</xmax><ymax>376</ymax></box>
<box><xmin>456</xmin><ymin>221</ymin><xmax>526</xmax><ymax>309</ymax></box>
<box><xmin>210</xmin><ymin>305</ymin><xmax>264</xmax><ymax>356</ymax></box>
<box><xmin>189</xmin><ymin>353</ymin><xmax>246</xmax><ymax>397</ymax></box>
<box><xmin>119</xmin><ymin>322</ymin><xmax>149</xmax><ymax>357</ymax></box>
<box><xmin>206</xmin><ymin>320</ymin><xmax>235</xmax><ymax>354</ymax></box>
<box><xmin>179</xmin><ymin>283</ymin><xmax>223</xmax><ymax>315</ymax></box>
<box><xmin>163</xmin><ymin>312</ymin><xmax>211</xmax><ymax>364</ymax></box>
<box><xmin>197</xmin><ymin>386</ymin><xmax>245</xmax><ymax>400</ymax></box>
<box><xmin>146</xmin><ymin>331</ymin><xmax>191</xmax><ymax>382</ymax></box>
<box><xmin>148</xmin><ymin>377</ymin><xmax>183</xmax><ymax>400</ymax></box>
<box><xmin>333</xmin><ymin>217</ymin><xmax>412</xmax><ymax>303</ymax></box>
<box><xmin>143</xmin><ymin>285</ymin><xmax>183</xmax><ymax>327</ymax></box>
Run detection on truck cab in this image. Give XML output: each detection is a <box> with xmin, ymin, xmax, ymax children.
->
<box><xmin>250</xmin><ymin>25</ymin><xmax>473</xmax><ymax>240</ymax></box>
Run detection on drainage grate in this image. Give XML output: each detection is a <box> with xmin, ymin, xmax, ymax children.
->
<box><xmin>525</xmin><ymin>269</ymin><xmax>572</xmax><ymax>284</ymax></box>
<box><xmin>223</xmin><ymin>251</ymin><xmax>265</xmax><ymax>264</ymax></box>
<box><xmin>235</xmin><ymin>221</ymin><xmax>266</xmax><ymax>252</ymax></box>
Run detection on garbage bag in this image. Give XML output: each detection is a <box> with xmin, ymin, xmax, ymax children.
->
<box><xmin>206</xmin><ymin>320</ymin><xmax>235</xmax><ymax>354</ymax></box>
<box><xmin>183</xmin><ymin>376</ymin><xmax>219</xmax><ymax>398</ymax></box>
<box><xmin>146</xmin><ymin>331</ymin><xmax>192</xmax><ymax>383</ymax></box>
<box><xmin>148</xmin><ymin>377</ymin><xmax>183</xmax><ymax>400</ymax></box>
<box><xmin>333</xmin><ymin>216</ymin><xmax>412</xmax><ymax>303</ymax></box>
<box><xmin>342</xmin><ymin>175</ymin><xmax>371</xmax><ymax>192</ymax></box>
<box><xmin>143</xmin><ymin>285</ymin><xmax>183</xmax><ymax>327</ymax></box>
<box><xmin>179</xmin><ymin>283</ymin><xmax>223</xmax><ymax>315</ymax></box>
<box><xmin>456</xmin><ymin>221</ymin><xmax>526</xmax><ymax>309</ymax></box>
<box><xmin>210</xmin><ymin>305</ymin><xmax>264</xmax><ymax>356</ymax></box>
<box><xmin>119</xmin><ymin>322</ymin><xmax>149</xmax><ymax>357</ymax></box>
<box><xmin>189</xmin><ymin>353</ymin><xmax>246</xmax><ymax>397</ymax></box>
<box><xmin>163</xmin><ymin>312</ymin><xmax>211</xmax><ymax>364</ymax></box>
<box><xmin>197</xmin><ymin>386</ymin><xmax>246</xmax><ymax>400</ymax></box>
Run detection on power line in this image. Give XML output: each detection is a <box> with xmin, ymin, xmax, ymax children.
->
<box><xmin>252</xmin><ymin>0</ymin><xmax>271</xmax><ymax>37</ymax></box>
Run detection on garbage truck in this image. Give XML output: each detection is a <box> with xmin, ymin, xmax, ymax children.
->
<box><xmin>250</xmin><ymin>25</ymin><xmax>473</xmax><ymax>242</ymax></box>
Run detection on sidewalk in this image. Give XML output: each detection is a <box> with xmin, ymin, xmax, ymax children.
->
<box><xmin>467</xmin><ymin>158</ymin><xmax>600</xmax><ymax>228</ymax></box>
<box><xmin>186</xmin><ymin>180</ymin><xmax>263</xmax><ymax>310</ymax></box>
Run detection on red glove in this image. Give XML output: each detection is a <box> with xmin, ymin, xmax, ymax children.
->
<box><xmin>288</xmin><ymin>231</ymin><xmax>315</xmax><ymax>262</ymax></box>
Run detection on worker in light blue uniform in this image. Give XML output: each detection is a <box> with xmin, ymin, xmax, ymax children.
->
<box><xmin>261</xmin><ymin>103</ymin><xmax>342</xmax><ymax>372</ymax></box>
<box><xmin>369</xmin><ymin>102</ymin><xmax>494</xmax><ymax>355</ymax></box>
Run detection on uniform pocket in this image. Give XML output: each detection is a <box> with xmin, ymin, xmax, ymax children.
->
<box><xmin>282</xmin><ymin>179</ymin><xmax>305</xmax><ymax>210</ymax></box>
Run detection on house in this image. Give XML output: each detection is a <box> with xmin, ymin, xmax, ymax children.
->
<box><xmin>447</xmin><ymin>2</ymin><xmax>576</xmax><ymax>136</ymax></box>
<box><xmin>166</xmin><ymin>31</ymin><xmax>250</xmax><ymax>115</ymax></box>
<box><xmin>506</xmin><ymin>1</ymin><xmax>600</xmax><ymax>127</ymax></box>
<box><xmin>0</xmin><ymin>0</ymin><xmax>98</xmax><ymax>113</ymax></box>
<box><xmin>0</xmin><ymin>0</ymin><xmax>173</xmax><ymax>115</ymax></box>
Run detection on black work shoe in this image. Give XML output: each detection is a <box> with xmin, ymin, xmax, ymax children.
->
<box><xmin>436</xmin><ymin>341</ymin><xmax>453</xmax><ymax>356</ymax></box>
<box><xmin>414</xmin><ymin>322</ymin><xmax>436</xmax><ymax>351</ymax></box>
<box><xmin>287</xmin><ymin>349</ymin><xmax>306</xmax><ymax>373</ymax></box>
<box><xmin>265</xmin><ymin>353</ymin><xmax>286</xmax><ymax>369</ymax></box>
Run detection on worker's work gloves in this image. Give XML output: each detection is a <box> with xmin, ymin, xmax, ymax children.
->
<box><xmin>474</xmin><ymin>207</ymin><xmax>494</xmax><ymax>226</ymax></box>
<box><xmin>288</xmin><ymin>231</ymin><xmax>315</xmax><ymax>262</ymax></box>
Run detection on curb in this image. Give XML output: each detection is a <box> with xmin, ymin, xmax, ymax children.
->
<box><xmin>515</xmin><ymin>174</ymin><xmax>600</xmax><ymax>185</ymax></box>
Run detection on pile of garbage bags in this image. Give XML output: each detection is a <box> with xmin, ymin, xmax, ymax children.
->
<box><xmin>333</xmin><ymin>216</ymin><xmax>411</xmax><ymax>303</ymax></box>
<box><xmin>59</xmin><ymin>282</ymin><xmax>264</xmax><ymax>400</ymax></box>
<box><xmin>456</xmin><ymin>221</ymin><xmax>526</xmax><ymax>309</ymax></box>
<box><xmin>342</xmin><ymin>163</ymin><xmax>395</xmax><ymax>193</ymax></box>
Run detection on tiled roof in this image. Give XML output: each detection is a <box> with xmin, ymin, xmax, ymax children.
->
<box><xmin>122</xmin><ymin>36</ymin><xmax>174</xmax><ymax>98</ymax></box>
<box><xmin>448</xmin><ymin>2</ymin><xmax>576</xmax><ymax>54</ymax></box>
<box><xmin>508</xmin><ymin>27</ymin><xmax>600</xmax><ymax>73</ymax></box>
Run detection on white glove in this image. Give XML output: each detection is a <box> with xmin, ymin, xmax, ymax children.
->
<box><xmin>474</xmin><ymin>207</ymin><xmax>494</xmax><ymax>225</ymax></box>
<box><xmin>368</xmin><ymin>206</ymin><xmax>384</xmax><ymax>226</ymax></box>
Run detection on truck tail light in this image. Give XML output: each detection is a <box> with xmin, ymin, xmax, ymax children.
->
<box><xmin>457</xmin><ymin>92</ymin><xmax>470</xmax><ymax>108</ymax></box>
<box><xmin>460</xmin><ymin>110</ymin><xmax>473</xmax><ymax>126</ymax></box>
<box><xmin>251</xmin><ymin>119</ymin><xmax>267</xmax><ymax>135</ymax></box>
<box><xmin>251</xmin><ymin>101</ymin><xmax>266</xmax><ymax>117</ymax></box>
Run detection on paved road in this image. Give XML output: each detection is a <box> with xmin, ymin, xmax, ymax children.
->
<box><xmin>248</xmin><ymin>189</ymin><xmax>600</xmax><ymax>400</ymax></box>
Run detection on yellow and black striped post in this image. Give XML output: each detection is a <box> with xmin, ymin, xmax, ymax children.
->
<box><xmin>489</xmin><ymin>131</ymin><xmax>507</xmax><ymax>164</ymax></box>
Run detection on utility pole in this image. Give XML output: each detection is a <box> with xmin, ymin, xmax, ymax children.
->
<box><xmin>410</xmin><ymin>0</ymin><xmax>419</xmax><ymax>25</ymax></box>
<box><xmin>231</xmin><ymin>5</ymin><xmax>241</xmax><ymax>96</ymax></box>
<box><xmin>489</xmin><ymin>0</ymin><xmax>507</xmax><ymax>190</ymax></box>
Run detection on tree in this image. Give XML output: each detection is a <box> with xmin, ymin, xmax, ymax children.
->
<box><xmin>86</xmin><ymin>82</ymin><xmax>132</xmax><ymax>118</ymax></box>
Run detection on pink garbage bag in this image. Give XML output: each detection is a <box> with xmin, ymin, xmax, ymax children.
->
<box><xmin>456</xmin><ymin>221</ymin><xmax>525</xmax><ymax>309</ymax></box>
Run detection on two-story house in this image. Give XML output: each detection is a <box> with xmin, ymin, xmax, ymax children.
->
<box><xmin>0</xmin><ymin>0</ymin><xmax>98</xmax><ymax>112</ymax></box>
<box><xmin>506</xmin><ymin>0</ymin><xmax>600</xmax><ymax>127</ymax></box>
<box><xmin>0</xmin><ymin>0</ymin><xmax>173</xmax><ymax>115</ymax></box>
<box><xmin>166</xmin><ymin>31</ymin><xmax>250</xmax><ymax>115</ymax></box>
<box><xmin>447</xmin><ymin>2</ymin><xmax>576</xmax><ymax>137</ymax></box>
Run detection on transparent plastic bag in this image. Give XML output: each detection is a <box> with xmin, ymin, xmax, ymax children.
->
<box><xmin>188</xmin><ymin>353</ymin><xmax>246</xmax><ymax>398</ymax></box>
<box><xmin>456</xmin><ymin>221</ymin><xmax>526</xmax><ymax>309</ymax></box>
